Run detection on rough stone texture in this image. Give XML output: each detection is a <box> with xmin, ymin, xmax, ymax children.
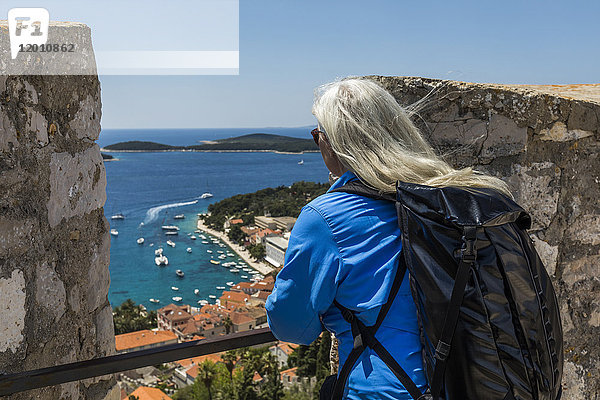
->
<box><xmin>0</xmin><ymin>23</ymin><xmax>115</xmax><ymax>400</ymax></box>
<box><xmin>367</xmin><ymin>76</ymin><xmax>600</xmax><ymax>399</ymax></box>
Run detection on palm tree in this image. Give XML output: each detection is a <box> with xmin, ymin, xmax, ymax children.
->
<box><xmin>223</xmin><ymin>316</ymin><xmax>233</xmax><ymax>334</ymax></box>
<box><xmin>198</xmin><ymin>360</ymin><xmax>218</xmax><ymax>400</ymax></box>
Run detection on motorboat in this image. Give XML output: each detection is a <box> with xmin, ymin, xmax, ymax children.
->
<box><xmin>202</xmin><ymin>241</ymin><xmax>209</xmax><ymax>244</ymax></box>
<box><xmin>217</xmin><ymin>250</ymin><xmax>224</xmax><ymax>254</ymax></box>
<box><xmin>171</xmin><ymin>286</ymin><xmax>179</xmax><ymax>291</ymax></box>
<box><xmin>161</xmin><ymin>225</ymin><xmax>180</xmax><ymax>231</ymax></box>
<box><xmin>198</xmin><ymin>300</ymin><xmax>208</xmax><ymax>306</ymax></box>
<box><xmin>172</xmin><ymin>296</ymin><xmax>182</xmax><ymax>302</ymax></box>
<box><xmin>165</xmin><ymin>231</ymin><xmax>178</xmax><ymax>236</ymax></box>
<box><xmin>174</xmin><ymin>214</ymin><xmax>185</xmax><ymax>219</ymax></box>
<box><xmin>218</xmin><ymin>255</ymin><xmax>227</xmax><ymax>259</ymax></box>
<box><xmin>137</xmin><ymin>237</ymin><xmax>144</xmax><ymax>245</ymax></box>
<box><xmin>209</xmin><ymin>260</ymin><xmax>220</xmax><ymax>265</ymax></box>
<box><xmin>194</xmin><ymin>289</ymin><xmax>200</xmax><ymax>295</ymax></box>
<box><xmin>190</xmin><ymin>235</ymin><xmax>196</xmax><ymax>240</ymax></box>
<box><xmin>110</xmin><ymin>213</ymin><xmax>125</xmax><ymax>220</ymax></box>
<box><xmin>206</xmin><ymin>250</ymin><xmax>213</xmax><ymax>253</ymax></box>
<box><xmin>149</xmin><ymin>298</ymin><xmax>160</xmax><ymax>304</ymax></box>
<box><xmin>241</xmin><ymin>275</ymin><xmax>248</xmax><ymax>279</ymax></box>
<box><xmin>195</xmin><ymin>230</ymin><xmax>201</xmax><ymax>234</ymax></box>
<box><xmin>208</xmin><ymin>295</ymin><xmax>216</xmax><ymax>299</ymax></box>
<box><xmin>167</xmin><ymin>240</ymin><xmax>176</xmax><ymax>247</ymax></box>
<box><xmin>200</xmin><ymin>193</ymin><xmax>213</xmax><ymax>199</ymax></box>
<box><xmin>226</xmin><ymin>281</ymin><xmax>234</xmax><ymax>286</ymax></box>
<box><xmin>110</xmin><ymin>229</ymin><xmax>118</xmax><ymax>236</ymax></box>
<box><xmin>216</xmin><ymin>286</ymin><xmax>226</xmax><ymax>290</ymax></box>
<box><xmin>200</xmin><ymin>234</ymin><xmax>206</xmax><ymax>239</ymax></box>
<box><xmin>227</xmin><ymin>253</ymin><xmax>234</xmax><ymax>257</ymax></box>
<box><xmin>149</xmin><ymin>243</ymin><xmax>154</xmax><ymax>247</ymax></box>
<box><xmin>229</xmin><ymin>268</ymin><xmax>239</xmax><ymax>273</ymax></box>
<box><xmin>187</xmin><ymin>247</ymin><xmax>192</xmax><ymax>253</ymax></box>
<box><xmin>155</xmin><ymin>248</ymin><xmax>163</xmax><ymax>256</ymax></box>
<box><xmin>155</xmin><ymin>255</ymin><xmax>168</xmax><ymax>266</ymax></box>
<box><xmin>298</xmin><ymin>160</ymin><xmax>304</xmax><ymax>165</ymax></box>
<box><xmin>175</xmin><ymin>269</ymin><xmax>184</xmax><ymax>278</ymax></box>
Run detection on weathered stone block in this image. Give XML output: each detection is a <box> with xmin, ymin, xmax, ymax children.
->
<box><xmin>47</xmin><ymin>145</ymin><xmax>107</xmax><ymax>228</ymax></box>
<box><xmin>0</xmin><ymin>270</ymin><xmax>26</xmax><ymax>353</ymax></box>
<box><xmin>480</xmin><ymin>114</ymin><xmax>528</xmax><ymax>162</ymax></box>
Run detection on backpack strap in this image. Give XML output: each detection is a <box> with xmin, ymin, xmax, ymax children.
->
<box><xmin>330</xmin><ymin>257</ymin><xmax>426</xmax><ymax>400</ymax></box>
<box><xmin>329</xmin><ymin>179</ymin><xmax>396</xmax><ymax>202</ymax></box>
<box><xmin>429</xmin><ymin>225</ymin><xmax>477</xmax><ymax>400</ymax></box>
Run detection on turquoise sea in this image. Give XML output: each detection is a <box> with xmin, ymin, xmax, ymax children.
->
<box><xmin>100</xmin><ymin>128</ymin><xmax>329</xmax><ymax>311</ymax></box>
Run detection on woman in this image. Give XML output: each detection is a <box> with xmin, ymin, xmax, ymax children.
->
<box><xmin>265</xmin><ymin>78</ymin><xmax>513</xmax><ymax>399</ymax></box>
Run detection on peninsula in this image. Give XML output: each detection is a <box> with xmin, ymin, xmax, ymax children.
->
<box><xmin>102</xmin><ymin>133</ymin><xmax>320</xmax><ymax>154</ymax></box>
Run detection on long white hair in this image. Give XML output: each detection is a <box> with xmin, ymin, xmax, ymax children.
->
<box><xmin>312</xmin><ymin>77</ymin><xmax>514</xmax><ymax>199</ymax></box>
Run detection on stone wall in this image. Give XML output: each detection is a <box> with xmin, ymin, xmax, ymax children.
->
<box><xmin>0</xmin><ymin>24</ymin><xmax>118</xmax><ymax>400</ymax></box>
<box><xmin>369</xmin><ymin>76</ymin><xmax>599</xmax><ymax>399</ymax></box>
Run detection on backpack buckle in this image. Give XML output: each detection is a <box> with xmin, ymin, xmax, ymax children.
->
<box><xmin>434</xmin><ymin>340</ymin><xmax>451</xmax><ymax>361</ymax></box>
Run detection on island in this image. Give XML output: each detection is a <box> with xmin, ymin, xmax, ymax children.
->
<box><xmin>101</xmin><ymin>133</ymin><xmax>320</xmax><ymax>154</ymax></box>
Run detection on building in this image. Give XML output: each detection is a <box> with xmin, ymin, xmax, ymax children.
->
<box><xmin>255</xmin><ymin>216</ymin><xmax>297</xmax><ymax>231</ymax></box>
<box><xmin>269</xmin><ymin>342</ymin><xmax>299</xmax><ymax>369</ymax></box>
<box><xmin>157</xmin><ymin>304</ymin><xmax>193</xmax><ymax>333</ymax></box>
<box><xmin>264</xmin><ymin>236</ymin><xmax>289</xmax><ymax>267</ymax></box>
<box><xmin>127</xmin><ymin>386</ymin><xmax>172</xmax><ymax>400</ymax></box>
<box><xmin>231</xmin><ymin>311</ymin><xmax>255</xmax><ymax>332</ymax></box>
<box><xmin>115</xmin><ymin>330</ymin><xmax>178</xmax><ymax>354</ymax></box>
<box><xmin>219</xmin><ymin>290</ymin><xmax>251</xmax><ymax>308</ymax></box>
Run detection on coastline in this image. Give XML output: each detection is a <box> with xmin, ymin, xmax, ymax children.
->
<box><xmin>196</xmin><ymin>217</ymin><xmax>276</xmax><ymax>276</ymax></box>
<box><xmin>100</xmin><ymin>148</ymin><xmax>320</xmax><ymax>155</ymax></box>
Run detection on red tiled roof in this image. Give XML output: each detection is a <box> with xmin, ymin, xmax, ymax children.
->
<box><xmin>253</xmin><ymin>371</ymin><xmax>263</xmax><ymax>382</ymax></box>
<box><xmin>230</xmin><ymin>219</ymin><xmax>244</xmax><ymax>224</ymax></box>
<box><xmin>280</xmin><ymin>367</ymin><xmax>297</xmax><ymax>377</ymax></box>
<box><xmin>176</xmin><ymin>352</ymin><xmax>224</xmax><ymax>369</ymax></box>
<box><xmin>128</xmin><ymin>386</ymin><xmax>172</xmax><ymax>400</ymax></box>
<box><xmin>115</xmin><ymin>330</ymin><xmax>177</xmax><ymax>352</ymax></box>
<box><xmin>231</xmin><ymin>312</ymin><xmax>254</xmax><ymax>325</ymax></box>
<box><xmin>220</xmin><ymin>291</ymin><xmax>250</xmax><ymax>304</ymax></box>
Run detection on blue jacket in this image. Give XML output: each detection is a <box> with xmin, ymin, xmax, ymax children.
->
<box><xmin>266</xmin><ymin>171</ymin><xmax>427</xmax><ymax>399</ymax></box>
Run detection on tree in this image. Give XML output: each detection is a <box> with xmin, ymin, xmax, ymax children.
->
<box><xmin>198</xmin><ymin>361</ymin><xmax>219</xmax><ymax>400</ymax></box>
<box><xmin>316</xmin><ymin>332</ymin><xmax>331</xmax><ymax>381</ymax></box>
<box><xmin>113</xmin><ymin>299</ymin><xmax>157</xmax><ymax>334</ymax></box>
<box><xmin>223</xmin><ymin>316</ymin><xmax>233</xmax><ymax>334</ymax></box>
<box><xmin>227</xmin><ymin>224</ymin><xmax>246</xmax><ymax>244</ymax></box>
<box><xmin>259</xmin><ymin>353</ymin><xmax>284</xmax><ymax>400</ymax></box>
<box><xmin>248</xmin><ymin>244</ymin><xmax>266</xmax><ymax>261</ymax></box>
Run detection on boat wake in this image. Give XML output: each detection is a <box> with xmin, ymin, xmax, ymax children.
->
<box><xmin>144</xmin><ymin>199</ymin><xmax>199</xmax><ymax>224</ymax></box>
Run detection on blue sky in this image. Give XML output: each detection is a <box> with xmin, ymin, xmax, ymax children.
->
<box><xmin>4</xmin><ymin>0</ymin><xmax>599</xmax><ymax>129</ymax></box>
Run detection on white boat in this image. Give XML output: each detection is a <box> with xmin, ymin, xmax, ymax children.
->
<box><xmin>229</xmin><ymin>268</ymin><xmax>239</xmax><ymax>273</ymax></box>
<box><xmin>171</xmin><ymin>286</ymin><xmax>179</xmax><ymax>291</ymax></box>
<box><xmin>172</xmin><ymin>296</ymin><xmax>182</xmax><ymax>302</ymax></box>
<box><xmin>187</xmin><ymin>247</ymin><xmax>192</xmax><ymax>253</ymax></box>
<box><xmin>190</xmin><ymin>235</ymin><xmax>197</xmax><ymax>240</ymax></box>
<box><xmin>218</xmin><ymin>255</ymin><xmax>227</xmax><ymax>259</ymax></box>
<box><xmin>149</xmin><ymin>243</ymin><xmax>154</xmax><ymax>247</ymax></box>
<box><xmin>174</xmin><ymin>214</ymin><xmax>185</xmax><ymax>219</ymax></box>
<box><xmin>110</xmin><ymin>229</ymin><xmax>118</xmax><ymax>236</ymax></box>
<box><xmin>137</xmin><ymin>237</ymin><xmax>144</xmax><ymax>245</ymax></box>
<box><xmin>208</xmin><ymin>295</ymin><xmax>216</xmax><ymax>299</ymax></box>
<box><xmin>202</xmin><ymin>241</ymin><xmax>209</xmax><ymax>244</ymax></box>
<box><xmin>194</xmin><ymin>289</ymin><xmax>200</xmax><ymax>295</ymax></box>
<box><xmin>200</xmin><ymin>193</ymin><xmax>213</xmax><ymax>199</ymax></box>
<box><xmin>207</xmin><ymin>250</ymin><xmax>213</xmax><ymax>253</ymax></box>
<box><xmin>198</xmin><ymin>300</ymin><xmax>208</xmax><ymax>306</ymax></box>
<box><xmin>226</xmin><ymin>281</ymin><xmax>234</xmax><ymax>286</ymax></box>
<box><xmin>110</xmin><ymin>213</ymin><xmax>125</xmax><ymax>220</ymax></box>
<box><xmin>200</xmin><ymin>234</ymin><xmax>206</xmax><ymax>239</ymax></box>
<box><xmin>210</xmin><ymin>259</ymin><xmax>220</xmax><ymax>265</ymax></box>
<box><xmin>162</xmin><ymin>225</ymin><xmax>180</xmax><ymax>231</ymax></box>
<box><xmin>175</xmin><ymin>269</ymin><xmax>184</xmax><ymax>278</ymax></box>
<box><xmin>217</xmin><ymin>250</ymin><xmax>224</xmax><ymax>254</ymax></box>
<box><xmin>155</xmin><ymin>248</ymin><xmax>163</xmax><ymax>256</ymax></box>
<box><xmin>242</xmin><ymin>268</ymin><xmax>251</xmax><ymax>272</ymax></box>
<box><xmin>241</xmin><ymin>275</ymin><xmax>248</xmax><ymax>279</ymax></box>
<box><xmin>155</xmin><ymin>255</ymin><xmax>168</xmax><ymax>266</ymax></box>
<box><xmin>298</xmin><ymin>160</ymin><xmax>304</xmax><ymax>165</ymax></box>
<box><xmin>227</xmin><ymin>253</ymin><xmax>234</xmax><ymax>257</ymax></box>
<box><xmin>149</xmin><ymin>298</ymin><xmax>160</xmax><ymax>304</ymax></box>
<box><xmin>195</xmin><ymin>230</ymin><xmax>201</xmax><ymax>233</ymax></box>
<box><xmin>165</xmin><ymin>231</ymin><xmax>178</xmax><ymax>236</ymax></box>
<box><xmin>216</xmin><ymin>286</ymin><xmax>226</xmax><ymax>290</ymax></box>
<box><xmin>167</xmin><ymin>240</ymin><xmax>175</xmax><ymax>248</ymax></box>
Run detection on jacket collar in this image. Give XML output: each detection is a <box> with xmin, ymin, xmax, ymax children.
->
<box><xmin>327</xmin><ymin>171</ymin><xmax>359</xmax><ymax>193</ymax></box>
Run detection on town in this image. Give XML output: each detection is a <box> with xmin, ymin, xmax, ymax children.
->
<box><xmin>113</xmin><ymin>214</ymin><xmax>326</xmax><ymax>400</ymax></box>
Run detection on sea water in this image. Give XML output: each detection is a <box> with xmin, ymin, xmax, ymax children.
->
<box><xmin>102</xmin><ymin>128</ymin><xmax>328</xmax><ymax>311</ymax></box>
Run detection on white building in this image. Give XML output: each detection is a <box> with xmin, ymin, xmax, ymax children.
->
<box><xmin>264</xmin><ymin>236</ymin><xmax>289</xmax><ymax>267</ymax></box>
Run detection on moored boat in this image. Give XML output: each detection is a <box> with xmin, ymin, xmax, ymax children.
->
<box><xmin>210</xmin><ymin>259</ymin><xmax>220</xmax><ymax>265</ymax></box>
<box><xmin>172</xmin><ymin>296</ymin><xmax>182</xmax><ymax>302</ymax></box>
<box><xmin>175</xmin><ymin>269</ymin><xmax>184</xmax><ymax>278</ymax></box>
<box><xmin>174</xmin><ymin>214</ymin><xmax>185</xmax><ymax>219</ymax></box>
<box><xmin>208</xmin><ymin>295</ymin><xmax>216</xmax><ymax>299</ymax></box>
<box><xmin>137</xmin><ymin>237</ymin><xmax>144</xmax><ymax>244</ymax></box>
<box><xmin>190</xmin><ymin>235</ymin><xmax>196</xmax><ymax>240</ymax></box>
<box><xmin>110</xmin><ymin>213</ymin><xmax>125</xmax><ymax>220</ymax></box>
<box><xmin>216</xmin><ymin>286</ymin><xmax>226</xmax><ymax>290</ymax></box>
<box><xmin>161</xmin><ymin>225</ymin><xmax>180</xmax><ymax>231</ymax></box>
<box><xmin>149</xmin><ymin>298</ymin><xmax>160</xmax><ymax>304</ymax></box>
<box><xmin>165</xmin><ymin>231</ymin><xmax>178</xmax><ymax>236</ymax></box>
<box><xmin>167</xmin><ymin>240</ymin><xmax>176</xmax><ymax>247</ymax></box>
<box><xmin>194</xmin><ymin>289</ymin><xmax>200</xmax><ymax>295</ymax></box>
<box><xmin>110</xmin><ymin>229</ymin><xmax>119</xmax><ymax>236</ymax></box>
<box><xmin>187</xmin><ymin>247</ymin><xmax>192</xmax><ymax>253</ymax></box>
<box><xmin>171</xmin><ymin>286</ymin><xmax>179</xmax><ymax>291</ymax></box>
<box><xmin>155</xmin><ymin>255</ymin><xmax>168</xmax><ymax>266</ymax></box>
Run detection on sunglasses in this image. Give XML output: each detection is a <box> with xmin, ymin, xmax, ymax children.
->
<box><xmin>311</xmin><ymin>128</ymin><xmax>324</xmax><ymax>146</ymax></box>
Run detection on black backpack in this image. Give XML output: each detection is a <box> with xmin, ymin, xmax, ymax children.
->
<box><xmin>323</xmin><ymin>179</ymin><xmax>563</xmax><ymax>400</ymax></box>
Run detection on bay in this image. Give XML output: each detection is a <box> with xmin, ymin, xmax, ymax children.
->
<box><xmin>103</xmin><ymin>129</ymin><xmax>328</xmax><ymax>311</ymax></box>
